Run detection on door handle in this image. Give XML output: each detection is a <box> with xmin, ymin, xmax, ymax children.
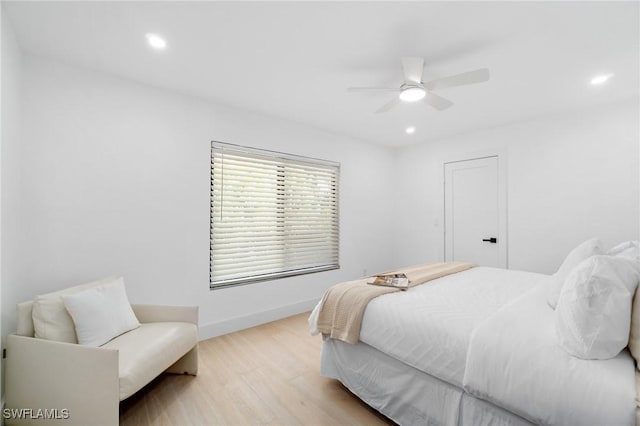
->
<box><xmin>482</xmin><ymin>238</ymin><xmax>497</xmax><ymax>243</ymax></box>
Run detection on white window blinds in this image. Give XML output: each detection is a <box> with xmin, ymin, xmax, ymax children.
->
<box><xmin>210</xmin><ymin>142</ymin><xmax>340</xmax><ymax>288</ymax></box>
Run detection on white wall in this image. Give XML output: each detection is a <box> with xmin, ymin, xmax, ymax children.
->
<box><xmin>4</xmin><ymin>52</ymin><xmax>639</xmax><ymax>343</ymax></box>
<box><xmin>1</xmin><ymin>6</ymin><xmax>23</xmax><ymax>397</ymax></box>
<box><xmin>2</xmin><ymin>55</ymin><xmax>396</xmax><ymax>340</ymax></box>
<box><xmin>393</xmin><ymin>100</ymin><xmax>640</xmax><ymax>274</ymax></box>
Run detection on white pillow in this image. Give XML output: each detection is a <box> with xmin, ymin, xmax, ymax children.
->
<box><xmin>547</xmin><ymin>238</ymin><xmax>603</xmax><ymax>309</ymax></box>
<box><xmin>32</xmin><ymin>276</ymin><xmax>120</xmax><ymax>343</ymax></box>
<box><xmin>62</xmin><ymin>277</ymin><xmax>140</xmax><ymax>347</ymax></box>
<box><xmin>608</xmin><ymin>240</ymin><xmax>640</xmax><ymax>260</ymax></box>
<box><xmin>555</xmin><ymin>255</ymin><xmax>640</xmax><ymax>359</ymax></box>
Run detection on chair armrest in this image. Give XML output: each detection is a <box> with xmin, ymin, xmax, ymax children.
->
<box><xmin>131</xmin><ymin>304</ymin><xmax>198</xmax><ymax>325</ymax></box>
<box><xmin>5</xmin><ymin>334</ymin><xmax>119</xmax><ymax>425</ymax></box>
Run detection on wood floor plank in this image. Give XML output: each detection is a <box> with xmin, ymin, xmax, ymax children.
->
<box><xmin>119</xmin><ymin>312</ymin><xmax>394</xmax><ymax>425</ymax></box>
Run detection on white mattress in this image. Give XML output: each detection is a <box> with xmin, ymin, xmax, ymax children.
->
<box><xmin>359</xmin><ymin>266</ymin><xmax>547</xmax><ymax>387</ymax></box>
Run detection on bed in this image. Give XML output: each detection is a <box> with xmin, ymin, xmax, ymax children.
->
<box><xmin>309</xmin><ymin>264</ymin><xmax>638</xmax><ymax>426</ymax></box>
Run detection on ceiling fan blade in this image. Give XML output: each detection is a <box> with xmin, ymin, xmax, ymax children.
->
<box><xmin>424</xmin><ymin>92</ymin><xmax>454</xmax><ymax>111</ymax></box>
<box><xmin>347</xmin><ymin>87</ymin><xmax>400</xmax><ymax>92</ymax></box>
<box><xmin>401</xmin><ymin>57</ymin><xmax>424</xmax><ymax>84</ymax></box>
<box><xmin>424</xmin><ymin>68</ymin><xmax>490</xmax><ymax>91</ymax></box>
<box><xmin>375</xmin><ymin>97</ymin><xmax>401</xmax><ymax>114</ymax></box>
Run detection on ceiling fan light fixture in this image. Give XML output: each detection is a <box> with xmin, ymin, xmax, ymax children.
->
<box><xmin>399</xmin><ymin>86</ymin><xmax>426</xmax><ymax>102</ymax></box>
<box><xmin>590</xmin><ymin>73</ymin><xmax>613</xmax><ymax>85</ymax></box>
<box><xmin>146</xmin><ymin>33</ymin><xmax>167</xmax><ymax>50</ymax></box>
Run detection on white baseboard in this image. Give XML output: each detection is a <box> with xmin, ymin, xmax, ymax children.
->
<box><xmin>198</xmin><ymin>298</ymin><xmax>318</xmax><ymax>341</ymax></box>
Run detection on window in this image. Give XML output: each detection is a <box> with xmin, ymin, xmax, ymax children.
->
<box><xmin>210</xmin><ymin>142</ymin><xmax>340</xmax><ymax>288</ymax></box>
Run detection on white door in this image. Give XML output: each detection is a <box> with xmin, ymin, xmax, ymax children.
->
<box><xmin>444</xmin><ymin>156</ymin><xmax>506</xmax><ymax>267</ymax></box>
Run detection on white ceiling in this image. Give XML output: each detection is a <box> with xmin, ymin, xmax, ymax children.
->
<box><xmin>4</xmin><ymin>1</ymin><xmax>639</xmax><ymax>147</ymax></box>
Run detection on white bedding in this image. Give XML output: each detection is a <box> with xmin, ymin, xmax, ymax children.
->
<box><xmin>312</xmin><ymin>265</ymin><xmax>637</xmax><ymax>425</ymax></box>
<box><xmin>321</xmin><ymin>337</ymin><xmax>535</xmax><ymax>426</ymax></box>
<box><xmin>360</xmin><ymin>267</ymin><xmax>547</xmax><ymax>386</ymax></box>
<box><xmin>463</xmin><ymin>282</ymin><xmax>636</xmax><ymax>426</ymax></box>
<box><xmin>321</xmin><ymin>337</ymin><xmax>463</xmax><ymax>425</ymax></box>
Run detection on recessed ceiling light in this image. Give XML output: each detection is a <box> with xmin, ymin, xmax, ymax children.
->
<box><xmin>399</xmin><ymin>86</ymin><xmax>426</xmax><ymax>102</ymax></box>
<box><xmin>590</xmin><ymin>74</ymin><xmax>613</xmax><ymax>85</ymax></box>
<box><xmin>146</xmin><ymin>33</ymin><xmax>167</xmax><ymax>50</ymax></box>
<box><xmin>405</xmin><ymin>126</ymin><xmax>416</xmax><ymax>134</ymax></box>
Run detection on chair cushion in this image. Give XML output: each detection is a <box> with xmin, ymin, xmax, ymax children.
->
<box><xmin>32</xmin><ymin>276</ymin><xmax>120</xmax><ymax>343</ymax></box>
<box><xmin>62</xmin><ymin>278</ymin><xmax>140</xmax><ymax>347</ymax></box>
<box><xmin>16</xmin><ymin>301</ymin><xmax>34</xmax><ymax>337</ymax></box>
<box><xmin>102</xmin><ymin>322</ymin><xmax>198</xmax><ymax>400</ymax></box>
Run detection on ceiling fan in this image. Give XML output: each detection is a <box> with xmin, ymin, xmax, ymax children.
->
<box><xmin>347</xmin><ymin>57</ymin><xmax>490</xmax><ymax>113</ymax></box>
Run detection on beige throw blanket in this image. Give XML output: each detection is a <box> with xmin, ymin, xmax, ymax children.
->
<box><xmin>316</xmin><ymin>262</ymin><xmax>475</xmax><ymax>344</ymax></box>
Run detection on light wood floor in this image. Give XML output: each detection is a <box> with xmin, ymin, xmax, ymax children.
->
<box><xmin>119</xmin><ymin>312</ymin><xmax>394</xmax><ymax>425</ymax></box>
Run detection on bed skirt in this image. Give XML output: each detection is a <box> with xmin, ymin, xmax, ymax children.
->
<box><xmin>321</xmin><ymin>338</ymin><xmax>534</xmax><ymax>426</ymax></box>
